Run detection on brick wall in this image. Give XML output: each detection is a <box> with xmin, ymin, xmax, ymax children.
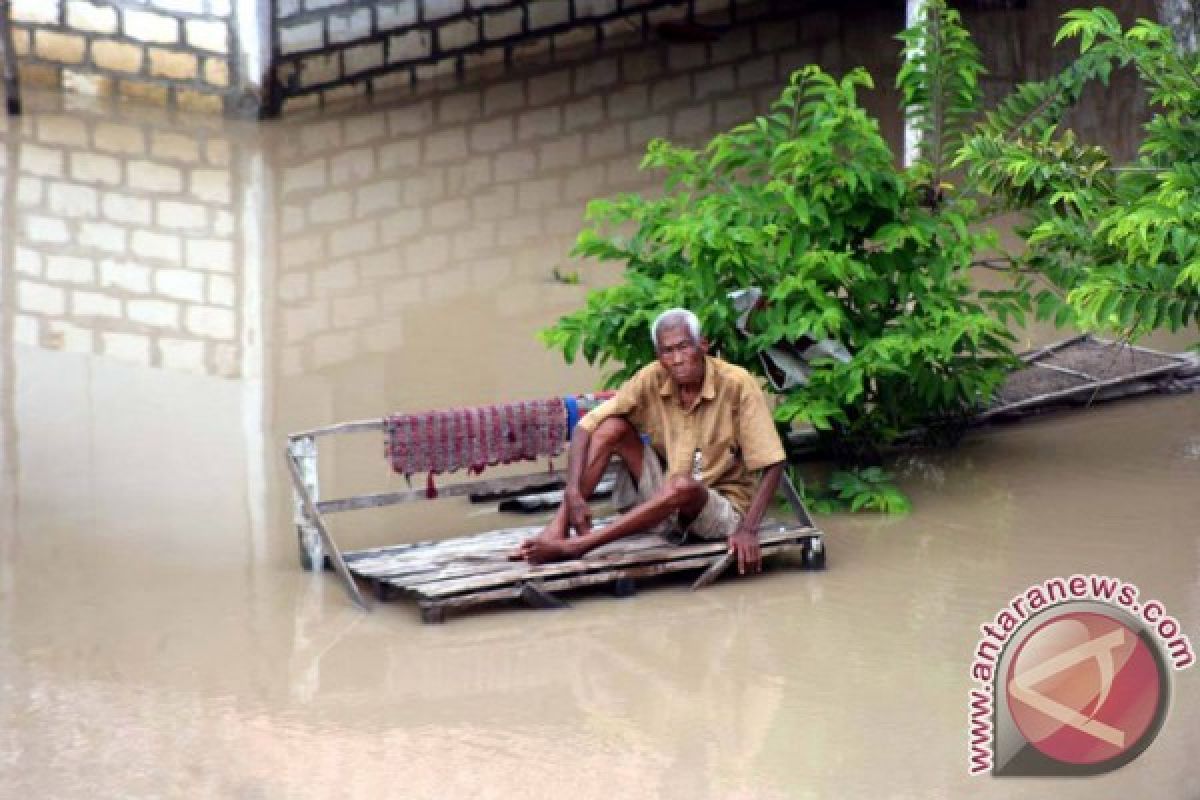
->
<box><xmin>5</xmin><ymin>105</ymin><xmax>245</xmax><ymax>375</ymax></box>
<box><xmin>271</xmin><ymin>0</ymin><xmax>770</xmax><ymax>113</ymax></box>
<box><xmin>10</xmin><ymin>0</ymin><xmax>237</xmax><ymax>113</ymax></box>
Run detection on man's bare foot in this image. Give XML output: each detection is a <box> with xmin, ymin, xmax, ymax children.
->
<box><xmin>516</xmin><ymin>536</ymin><xmax>582</xmax><ymax>565</ymax></box>
<box><xmin>508</xmin><ymin>515</ymin><xmax>567</xmax><ymax>561</ymax></box>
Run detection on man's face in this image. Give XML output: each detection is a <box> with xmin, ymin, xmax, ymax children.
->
<box><xmin>656</xmin><ymin>324</ymin><xmax>708</xmax><ymax>386</ymax></box>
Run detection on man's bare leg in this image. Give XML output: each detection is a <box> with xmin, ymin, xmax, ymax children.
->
<box><xmin>520</xmin><ymin>475</ymin><xmax>710</xmax><ymax>564</ymax></box>
<box><xmin>538</xmin><ymin>417</ymin><xmax>644</xmax><ymax>542</ymax></box>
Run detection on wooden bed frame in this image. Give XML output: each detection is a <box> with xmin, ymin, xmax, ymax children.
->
<box><xmin>284</xmin><ymin>418</ymin><xmax>825</xmax><ymax>621</ymax></box>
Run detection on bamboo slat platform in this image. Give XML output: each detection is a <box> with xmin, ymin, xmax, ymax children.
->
<box><xmin>342</xmin><ymin>518</ymin><xmax>823</xmax><ymax>623</ymax></box>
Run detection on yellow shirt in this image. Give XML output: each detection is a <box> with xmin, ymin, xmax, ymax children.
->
<box><xmin>578</xmin><ymin>356</ymin><xmax>786</xmax><ymax>514</ymax></box>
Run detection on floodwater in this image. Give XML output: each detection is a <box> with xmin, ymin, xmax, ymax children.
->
<box><xmin>2</xmin><ymin>1</ymin><xmax>1197</xmax><ymax>798</ymax></box>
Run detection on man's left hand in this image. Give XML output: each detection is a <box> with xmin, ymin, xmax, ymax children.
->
<box><xmin>727</xmin><ymin>527</ymin><xmax>761</xmax><ymax>575</ymax></box>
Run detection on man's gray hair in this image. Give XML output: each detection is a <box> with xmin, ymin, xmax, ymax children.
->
<box><xmin>651</xmin><ymin>308</ymin><xmax>702</xmax><ymax>349</ymax></box>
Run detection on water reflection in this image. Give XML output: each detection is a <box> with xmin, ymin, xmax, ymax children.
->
<box><xmin>2</xmin><ymin>2</ymin><xmax>1197</xmax><ymax>798</ymax></box>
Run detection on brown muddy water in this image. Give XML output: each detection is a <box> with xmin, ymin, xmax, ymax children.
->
<box><xmin>2</xmin><ymin>2</ymin><xmax>1198</xmax><ymax>798</ymax></box>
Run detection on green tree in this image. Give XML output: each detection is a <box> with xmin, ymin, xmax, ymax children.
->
<box><xmin>959</xmin><ymin>8</ymin><xmax>1200</xmax><ymax>342</ymax></box>
<box><xmin>542</xmin><ymin>0</ymin><xmax>1018</xmax><ymax>480</ymax></box>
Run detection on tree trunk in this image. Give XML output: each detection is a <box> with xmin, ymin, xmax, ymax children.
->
<box><xmin>1156</xmin><ymin>0</ymin><xmax>1199</xmax><ymax>54</ymax></box>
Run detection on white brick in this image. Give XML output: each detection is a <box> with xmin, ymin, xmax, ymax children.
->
<box><xmin>307</xmin><ymin>191</ymin><xmax>350</xmax><ymax>224</ymax></box>
<box><xmin>47</xmin><ymin>319</ymin><xmax>95</xmax><ymax>354</ymax></box>
<box><xmin>66</xmin><ymin>1</ymin><xmax>117</xmax><ymax>34</ymax></box>
<box><xmin>124</xmin><ymin>9</ymin><xmax>179</xmax><ymax>44</ymax></box>
<box><xmin>18</xmin><ymin>281</ymin><xmax>65</xmax><ymax>315</ymax></box>
<box><xmin>379</xmin><ymin>139</ymin><xmax>420</xmax><ymax>170</ymax></box>
<box><xmin>73</xmin><ymin>290</ymin><xmax>121</xmax><ymax>317</ymax></box>
<box><xmin>20</xmin><ymin>144</ymin><xmax>64</xmax><ymax>177</ymax></box>
<box><xmin>284</xmin><ymin>302</ymin><xmax>328</xmax><ymax>342</ymax></box>
<box><xmin>102</xmin><ymin>331</ymin><xmax>150</xmax><ymax>363</ymax></box>
<box><xmin>17</xmin><ymin>177</ymin><xmax>44</xmax><ymax>206</ymax></box>
<box><xmin>12</xmin><ymin>0</ymin><xmax>61</xmax><ymax>25</ymax></box>
<box><xmin>425</xmin><ymin>130</ymin><xmax>468</xmax><ymax>163</ymax></box>
<box><xmin>155</xmin><ymin>268</ymin><xmax>206</xmax><ymax>301</ymax></box>
<box><xmin>530</xmin><ymin>0</ymin><xmax>568</xmax><ymax>29</ymax></box>
<box><xmin>430</xmin><ymin>198</ymin><xmax>468</xmax><ymax>228</ymax></box>
<box><xmin>281</xmin><ymin>159</ymin><xmax>326</xmax><ymax>195</ymax></box>
<box><xmin>212</xmin><ymin>210</ymin><xmax>234</xmax><ymax>237</ymax></box>
<box><xmin>152</xmin><ymin>0</ymin><xmax>205</xmax><ymax>14</ymax></box>
<box><xmin>517</xmin><ymin>108</ymin><xmax>561</xmax><ymax>141</ymax></box>
<box><xmin>46</xmin><ymin>255</ymin><xmax>95</xmax><ymax>284</ymax></box>
<box><xmin>424</xmin><ymin>0</ymin><xmax>463</xmax><ymax>18</ymax></box>
<box><xmin>102</xmin><ymin>192</ymin><xmax>153</xmax><ymax>225</ymax></box>
<box><xmin>280</xmin><ymin>20</ymin><xmax>323</xmax><ymax>55</ymax></box>
<box><xmin>156</xmin><ymin>200</ymin><xmax>207</xmax><ymax>230</ymax></box>
<box><xmin>438</xmin><ymin>19</ymin><xmax>476</xmax><ymax>50</ymax></box>
<box><xmin>345</xmin><ymin>42</ymin><xmax>383</xmax><ymax>75</ymax></box>
<box><xmin>14</xmin><ymin>315</ymin><xmax>40</xmax><ymax>346</ymax></box>
<box><xmin>329</xmin><ymin>221</ymin><xmax>375</xmax><ymax>257</ymax></box>
<box><xmin>158</xmin><ymin>338</ymin><xmax>206</xmax><ymax>372</ymax></box>
<box><xmin>128</xmin><ymin>298</ymin><xmax>180</xmax><ymax>328</ymax></box>
<box><xmin>24</xmin><ymin>215</ymin><xmax>70</xmax><ymax>244</ymax></box>
<box><xmin>277</xmin><ymin>272</ymin><xmax>308</xmax><ymax>302</ymax></box>
<box><xmin>484</xmin><ymin>8</ymin><xmax>522</xmax><ymax>40</ymax></box>
<box><xmin>101</xmin><ymin>259</ymin><xmax>151</xmax><ymax>293</ymax></box>
<box><xmin>15</xmin><ymin>247</ymin><xmax>42</xmax><ymax>276</ymax></box>
<box><xmin>131</xmin><ymin>230</ymin><xmax>182</xmax><ymax>262</ymax></box>
<box><xmin>313</xmin><ymin>330</ymin><xmax>355</xmax><ymax>367</ymax></box>
<box><xmin>355</xmin><ymin>181</ymin><xmax>400</xmax><ymax>216</ymax></box>
<box><xmin>37</xmin><ymin>116</ymin><xmax>88</xmax><ymax>148</ymax></box>
<box><xmin>128</xmin><ymin>161</ymin><xmax>183</xmax><ymax>194</ymax></box>
<box><xmin>151</xmin><ymin>132</ymin><xmax>201</xmax><ymax>162</ymax></box>
<box><xmin>186</xmin><ymin>238</ymin><xmax>234</xmax><ymax>271</ymax></box>
<box><xmin>328</xmin><ymin>8</ymin><xmax>370</xmax><ymax>44</ymax></box>
<box><xmin>329</xmin><ymin>149</ymin><xmax>373</xmax><ymax>185</ymax></box>
<box><xmin>209</xmin><ymin>0</ymin><xmax>231</xmax><ymax>14</ymax></box>
<box><xmin>312</xmin><ymin>260</ymin><xmax>356</xmax><ymax>291</ymax></box>
<box><xmin>70</xmin><ymin>152</ymin><xmax>122</xmax><ymax>185</ymax></box>
<box><xmin>468</xmin><ymin>118</ymin><xmax>511</xmax><ymax>152</ymax></box>
<box><xmin>208</xmin><ymin>274</ymin><xmax>235</xmax><ymax>307</ymax></box>
<box><xmin>186</xmin><ymin>18</ymin><xmax>228</xmax><ymax>53</ymax></box>
<box><xmin>94</xmin><ymin>123</ymin><xmax>146</xmax><ymax>156</ymax></box>
<box><xmin>47</xmin><ymin>182</ymin><xmax>99</xmax><ymax>217</ymax></box>
<box><xmin>190</xmin><ymin>169</ymin><xmax>231</xmax><ymax>204</ymax></box>
<box><xmin>378</xmin><ymin>2</ymin><xmax>416</xmax><ymax>30</ymax></box>
<box><xmin>186</xmin><ymin>305</ymin><xmax>235</xmax><ymax>338</ymax></box>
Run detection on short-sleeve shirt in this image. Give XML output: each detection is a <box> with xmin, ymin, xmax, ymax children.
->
<box><xmin>577</xmin><ymin>356</ymin><xmax>786</xmax><ymax>515</ymax></box>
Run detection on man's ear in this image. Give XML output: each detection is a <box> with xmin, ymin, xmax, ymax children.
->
<box><xmin>700</xmin><ymin>336</ymin><xmax>710</xmax><ymax>355</ymax></box>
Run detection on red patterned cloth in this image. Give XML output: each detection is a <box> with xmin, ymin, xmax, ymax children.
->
<box><xmin>384</xmin><ymin>394</ymin><xmax>614</xmax><ymax>492</ymax></box>
<box><xmin>384</xmin><ymin>398</ymin><xmax>564</xmax><ymax>478</ymax></box>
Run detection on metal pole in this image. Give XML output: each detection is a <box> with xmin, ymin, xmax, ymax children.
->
<box><xmin>0</xmin><ymin>0</ymin><xmax>22</xmax><ymax>115</ymax></box>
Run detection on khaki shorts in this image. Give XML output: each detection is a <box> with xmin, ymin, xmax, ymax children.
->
<box><xmin>612</xmin><ymin>443</ymin><xmax>742</xmax><ymax>542</ymax></box>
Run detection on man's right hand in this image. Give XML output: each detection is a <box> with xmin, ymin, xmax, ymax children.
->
<box><xmin>564</xmin><ymin>486</ymin><xmax>592</xmax><ymax>537</ymax></box>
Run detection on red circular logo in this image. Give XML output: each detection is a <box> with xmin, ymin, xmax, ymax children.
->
<box><xmin>1005</xmin><ymin>611</ymin><xmax>1163</xmax><ymax>766</ymax></box>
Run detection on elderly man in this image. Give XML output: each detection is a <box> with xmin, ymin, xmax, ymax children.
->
<box><xmin>515</xmin><ymin>308</ymin><xmax>787</xmax><ymax>573</ymax></box>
